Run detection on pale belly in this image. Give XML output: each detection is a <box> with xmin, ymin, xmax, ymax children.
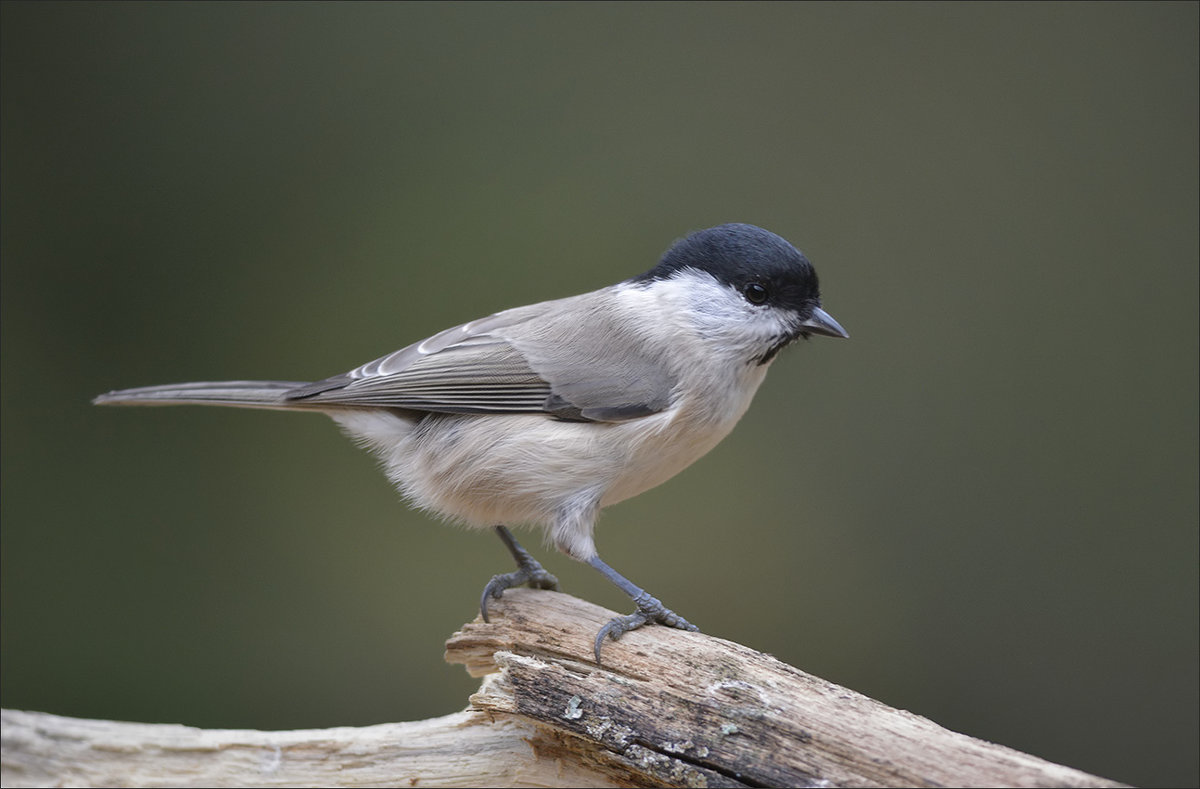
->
<box><xmin>331</xmin><ymin>364</ymin><xmax>767</xmax><ymax>533</ymax></box>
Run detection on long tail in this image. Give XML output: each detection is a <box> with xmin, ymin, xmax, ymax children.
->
<box><xmin>93</xmin><ymin>380</ymin><xmax>317</xmax><ymax>411</ymax></box>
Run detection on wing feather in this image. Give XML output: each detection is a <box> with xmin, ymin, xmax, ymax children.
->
<box><xmin>286</xmin><ymin>290</ymin><xmax>677</xmax><ymax>421</ymax></box>
<box><xmin>290</xmin><ymin>334</ymin><xmax>552</xmax><ymax>413</ymax></box>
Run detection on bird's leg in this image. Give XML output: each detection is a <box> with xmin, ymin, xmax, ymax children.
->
<box><xmin>479</xmin><ymin>525</ymin><xmax>560</xmax><ymax>622</ymax></box>
<box><xmin>587</xmin><ymin>555</ymin><xmax>698</xmax><ymax>663</ymax></box>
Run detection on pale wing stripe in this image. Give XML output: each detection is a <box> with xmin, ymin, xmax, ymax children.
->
<box><xmin>299</xmin><ymin>332</ymin><xmax>553</xmax><ymax>413</ymax></box>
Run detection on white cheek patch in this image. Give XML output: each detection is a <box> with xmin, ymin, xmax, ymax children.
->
<box><xmin>662</xmin><ymin>272</ymin><xmax>799</xmax><ymax>353</ymax></box>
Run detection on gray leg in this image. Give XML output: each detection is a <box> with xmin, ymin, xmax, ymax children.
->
<box><xmin>587</xmin><ymin>555</ymin><xmax>698</xmax><ymax>663</ymax></box>
<box><xmin>480</xmin><ymin>525</ymin><xmax>560</xmax><ymax>622</ymax></box>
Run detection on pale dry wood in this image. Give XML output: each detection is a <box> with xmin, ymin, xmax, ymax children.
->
<box><xmin>444</xmin><ymin>589</ymin><xmax>1128</xmax><ymax>788</ymax></box>
<box><xmin>0</xmin><ymin>700</ymin><xmax>619</xmax><ymax>788</ymax></box>
<box><xmin>2</xmin><ymin>588</ymin><xmax>1127</xmax><ymax>788</ymax></box>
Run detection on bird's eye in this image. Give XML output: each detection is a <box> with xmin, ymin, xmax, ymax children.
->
<box><xmin>743</xmin><ymin>283</ymin><xmax>769</xmax><ymax>305</ymax></box>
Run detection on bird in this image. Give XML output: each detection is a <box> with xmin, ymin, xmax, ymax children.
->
<box><xmin>94</xmin><ymin>223</ymin><xmax>848</xmax><ymax>662</ymax></box>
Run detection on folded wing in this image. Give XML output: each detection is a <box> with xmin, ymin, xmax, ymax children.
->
<box><xmin>286</xmin><ymin>296</ymin><xmax>677</xmax><ymax>423</ymax></box>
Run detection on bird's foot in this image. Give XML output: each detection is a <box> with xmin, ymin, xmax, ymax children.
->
<box><xmin>479</xmin><ymin>557</ymin><xmax>559</xmax><ymax>623</ymax></box>
<box><xmin>593</xmin><ymin>592</ymin><xmax>698</xmax><ymax>663</ymax></box>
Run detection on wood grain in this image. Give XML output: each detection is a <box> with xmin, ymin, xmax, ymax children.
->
<box><xmin>2</xmin><ymin>588</ymin><xmax>1127</xmax><ymax>788</ymax></box>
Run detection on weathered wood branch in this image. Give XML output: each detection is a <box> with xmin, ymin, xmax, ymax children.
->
<box><xmin>2</xmin><ymin>589</ymin><xmax>1126</xmax><ymax>788</ymax></box>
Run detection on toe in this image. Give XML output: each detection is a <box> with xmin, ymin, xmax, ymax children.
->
<box><xmin>479</xmin><ymin>574</ymin><xmax>514</xmax><ymax>622</ymax></box>
<box><xmin>531</xmin><ymin>571</ymin><xmax>560</xmax><ymax>591</ymax></box>
<box><xmin>593</xmin><ymin>613</ymin><xmax>649</xmax><ymax>663</ymax></box>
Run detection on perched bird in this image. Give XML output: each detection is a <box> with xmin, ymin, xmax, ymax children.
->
<box><xmin>95</xmin><ymin>223</ymin><xmax>848</xmax><ymax>661</ymax></box>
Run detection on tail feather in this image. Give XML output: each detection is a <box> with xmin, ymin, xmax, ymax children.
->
<box><xmin>93</xmin><ymin>380</ymin><xmax>315</xmax><ymax>410</ymax></box>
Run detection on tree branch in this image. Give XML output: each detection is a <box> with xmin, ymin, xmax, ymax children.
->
<box><xmin>2</xmin><ymin>589</ymin><xmax>1126</xmax><ymax>788</ymax></box>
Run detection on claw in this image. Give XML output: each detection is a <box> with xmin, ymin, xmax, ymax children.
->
<box><xmin>478</xmin><ymin>561</ymin><xmax>559</xmax><ymax>623</ymax></box>
<box><xmin>592</xmin><ymin>592</ymin><xmax>697</xmax><ymax>664</ymax></box>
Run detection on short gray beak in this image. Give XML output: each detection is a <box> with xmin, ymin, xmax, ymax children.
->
<box><xmin>801</xmin><ymin>306</ymin><xmax>849</xmax><ymax>339</ymax></box>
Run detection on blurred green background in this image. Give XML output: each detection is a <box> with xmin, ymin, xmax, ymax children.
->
<box><xmin>2</xmin><ymin>3</ymin><xmax>1196</xmax><ymax>786</ymax></box>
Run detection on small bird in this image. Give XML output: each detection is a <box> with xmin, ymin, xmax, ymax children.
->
<box><xmin>95</xmin><ymin>223</ymin><xmax>848</xmax><ymax>661</ymax></box>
